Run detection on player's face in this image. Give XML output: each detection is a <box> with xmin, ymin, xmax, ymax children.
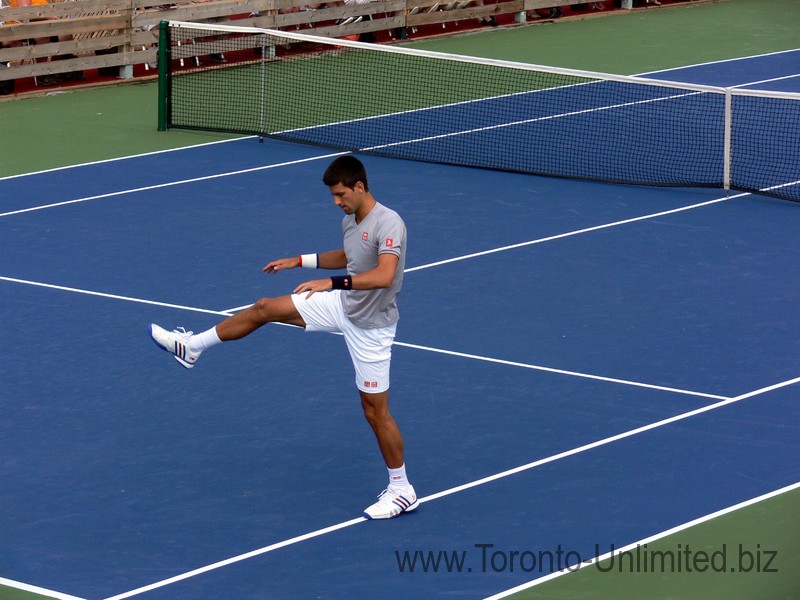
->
<box><xmin>329</xmin><ymin>181</ymin><xmax>365</xmax><ymax>215</ymax></box>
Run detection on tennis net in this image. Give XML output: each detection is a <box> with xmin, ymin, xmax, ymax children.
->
<box><xmin>157</xmin><ymin>21</ymin><xmax>800</xmax><ymax>202</ymax></box>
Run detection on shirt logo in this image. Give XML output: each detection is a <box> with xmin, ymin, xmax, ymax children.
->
<box><xmin>362</xmin><ymin>232</ymin><xmax>369</xmax><ymax>241</ymax></box>
<box><xmin>385</xmin><ymin>238</ymin><xmax>394</xmax><ymax>248</ymax></box>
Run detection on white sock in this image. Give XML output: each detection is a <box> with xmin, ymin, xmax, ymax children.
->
<box><xmin>387</xmin><ymin>464</ymin><xmax>411</xmax><ymax>491</ymax></box>
<box><xmin>189</xmin><ymin>326</ymin><xmax>222</xmax><ymax>353</ymax></box>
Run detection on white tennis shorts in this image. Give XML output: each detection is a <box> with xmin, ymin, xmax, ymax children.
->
<box><xmin>291</xmin><ymin>289</ymin><xmax>396</xmax><ymax>394</ymax></box>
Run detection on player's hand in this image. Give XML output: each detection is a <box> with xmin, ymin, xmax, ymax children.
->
<box><xmin>263</xmin><ymin>257</ymin><xmax>300</xmax><ymax>274</ymax></box>
<box><xmin>294</xmin><ymin>277</ymin><xmax>332</xmax><ymax>299</ymax></box>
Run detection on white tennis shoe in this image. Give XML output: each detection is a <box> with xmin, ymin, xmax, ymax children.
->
<box><xmin>363</xmin><ymin>486</ymin><xmax>419</xmax><ymax>520</ymax></box>
<box><xmin>149</xmin><ymin>324</ymin><xmax>202</xmax><ymax>369</ymax></box>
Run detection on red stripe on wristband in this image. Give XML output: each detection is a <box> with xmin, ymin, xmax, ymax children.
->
<box><xmin>299</xmin><ymin>253</ymin><xmax>318</xmax><ymax>269</ymax></box>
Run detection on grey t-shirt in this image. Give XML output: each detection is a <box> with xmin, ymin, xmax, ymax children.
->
<box><xmin>341</xmin><ymin>202</ymin><xmax>406</xmax><ymax>329</ymax></box>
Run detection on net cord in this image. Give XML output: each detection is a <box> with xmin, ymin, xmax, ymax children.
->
<box><xmin>166</xmin><ymin>20</ymin><xmax>800</xmax><ymax>103</ymax></box>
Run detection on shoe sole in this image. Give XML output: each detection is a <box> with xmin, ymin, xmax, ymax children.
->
<box><xmin>149</xmin><ymin>323</ymin><xmax>195</xmax><ymax>369</ymax></box>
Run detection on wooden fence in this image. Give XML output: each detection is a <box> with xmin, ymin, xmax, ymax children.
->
<box><xmin>0</xmin><ymin>0</ymin><xmax>705</xmax><ymax>84</ymax></box>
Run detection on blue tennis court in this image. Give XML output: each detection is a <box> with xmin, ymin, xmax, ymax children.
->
<box><xmin>1</xmin><ymin>51</ymin><xmax>799</xmax><ymax>600</ymax></box>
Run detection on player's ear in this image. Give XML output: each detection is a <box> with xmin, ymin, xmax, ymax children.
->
<box><xmin>354</xmin><ymin>181</ymin><xmax>366</xmax><ymax>193</ymax></box>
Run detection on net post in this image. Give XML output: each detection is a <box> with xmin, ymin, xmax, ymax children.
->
<box><xmin>157</xmin><ymin>20</ymin><xmax>170</xmax><ymax>132</ymax></box>
<box><xmin>723</xmin><ymin>87</ymin><xmax>732</xmax><ymax>193</ymax></box>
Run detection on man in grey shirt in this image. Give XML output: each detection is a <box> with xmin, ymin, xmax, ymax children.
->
<box><xmin>150</xmin><ymin>156</ymin><xmax>417</xmax><ymax>520</ymax></box>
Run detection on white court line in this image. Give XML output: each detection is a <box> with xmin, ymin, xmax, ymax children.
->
<box><xmin>359</xmin><ymin>90</ymin><xmax>705</xmax><ymax>155</ymax></box>
<box><xmin>393</xmin><ymin>341</ymin><xmax>728</xmax><ymax>400</ymax></box>
<box><xmin>0</xmin><ymin>137</ymin><xmax>254</xmax><ymax>182</ymax></box>
<box><xmin>404</xmin><ymin>194</ymin><xmax>743</xmax><ymax>274</ymax></box>
<box><xmin>0</xmin><ymin>276</ymin><xmax>231</xmax><ymax>317</ymax></box>
<box><xmin>484</xmin><ymin>479</ymin><xmax>800</xmax><ymax>600</ymax></box>
<box><xmin>102</xmin><ymin>374</ymin><xmax>800</xmax><ymax>600</ymax></box>
<box><xmin>0</xmin><ymin>151</ymin><xmax>347</xmax><ymax>218</ymax></box>
<box><xmin>419</xmin><ymin>374</ymin><xmax>800</xmax><ymax>506</ymax></box>
<box><xmin>638</xmin><ymin>48</ymin><xmax>800</xmax><ymax>78</ymax></box>
<box><xmin>0</xmin><ymin>577</ymin><xmax>86</xmax><ymax>600</ymax></box>
<box><xmin>399</xmin><ymin>181</ymin><xmax>795</xmax><ymax>276</ymax></box>
<box><xmin>0</xmin><ymin>274</ymin><xmax>725</xmax><ymax>401</ymax></box>
<box><xmin>103</xmin><ymin>517</ymin><xmax>367</xmax><ymax>600</ymax></box>
<box><xmin>731</xmin><ymin>73</ymin><xmax>800</xmax><ymax>90</ymax></box>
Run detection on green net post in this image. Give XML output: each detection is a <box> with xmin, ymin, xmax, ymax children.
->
<box><xmin>157</xmin><ymin>20</ymin><xmax>169</xmax><ymax>131</ymax></box>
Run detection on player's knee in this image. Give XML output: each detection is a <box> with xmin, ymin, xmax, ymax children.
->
<box><xmin>362</xmin><ymin>404</ymin><xmax>377</xmax><ymax>425</ymax></box>
<box><xmin>361</xmin><ymin>394</ymin><xmax>389</xmax><ymax>427</ymax></box>
<box><xmin>252</xmin><ymin>297</ymin><xmax>277</xmax><ymax>321</ymax></box>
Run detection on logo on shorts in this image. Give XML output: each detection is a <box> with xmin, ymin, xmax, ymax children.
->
<box><xmin>365</xmin><ymin>380</ymin><xmax>379</xmax><ymax>388</ymax></box>
<box><xmin>362</xmin><ymin>232</ymin><xmax>369</xmax><ymax>241</ymax></box>
<box><xmin>385</xmin><ymin>238</ymin><xmax>394</xmax><ymax>248</ymax></box>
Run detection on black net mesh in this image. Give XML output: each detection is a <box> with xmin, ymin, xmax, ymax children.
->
<box><xmin>162</xmin><ymin>22</ymin><xmax>800</xmax><ymax>202</ymax></box>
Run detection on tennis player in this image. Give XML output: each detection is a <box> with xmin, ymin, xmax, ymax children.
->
<box><xmin>149</xmin><ymin>156</ymin><xmax>417</xmax><ymax>520</ymax></box>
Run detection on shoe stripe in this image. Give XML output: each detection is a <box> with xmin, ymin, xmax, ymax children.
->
<box><xmin>392</xmin><ymin>496</ymin><xmax>411</xmax><ymax>510</ymax></box>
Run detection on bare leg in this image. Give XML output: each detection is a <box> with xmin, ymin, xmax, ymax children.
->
<box><xmin>360</xmin><ymin>389</ymin><xmax>405</xmax><ymax>469</ymax></box>
<box><xmin>217</xmin><ymin>295</ymin><xmax>305</xmax><ymax>340</ymax></box>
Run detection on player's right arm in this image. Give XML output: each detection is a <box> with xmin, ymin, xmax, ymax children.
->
<box><xmin>263</xmin><ymin>249</ymin><xmax>347</xmax><ymax>274</ymax></box>
<box><xmin>317</xmin><ymin>249</ymin><xmax>347</xmax><ymax>270</ymax></box>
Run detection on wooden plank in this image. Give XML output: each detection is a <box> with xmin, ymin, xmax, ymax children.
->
<box><xmin>0</xmin><ymin>15</ymin><xmax>129</xmax><ymax>43</ymax></box>
<box><xmin>408</xmin><ymin>0</ymin><xmax>524</xmax><ymax>25</ymax></box>
<box><xmin>0</xmin><ymin>1</ymin><xmax>126</xmax><ymax>22</ymax></box>
<box><xmin>274</xmin><ymin>2</ymin><xmax>406</xmax><ymax>28</ymax></box>
<box><xmin>0</xmin><ymin>33</ymin><xmax>129</xmax><ymax>61</ymax></box>
<box><xmin>523</xmin><ymin>0</ymin><xmax>594</xmax><ymax>9</ymax></box>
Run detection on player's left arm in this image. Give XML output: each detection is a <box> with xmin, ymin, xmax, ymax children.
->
<box><xmin>352</xmin><ymin>221</ymin><xmax>404</xmax><ymax>290</ymax></box>
<box><xmin>293</xmin><ymin>253</ymin><xmax>398</xmax><ymax>297</ymax></box>
<box><xmin>350</xmin><ymin>252</ymin><xmax>399</xmax><ymax>289</ymax></box>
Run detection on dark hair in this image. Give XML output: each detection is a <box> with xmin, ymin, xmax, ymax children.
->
<box><xmin>322</xmin><ymin>155</ymin><xmax>369</xmax><ymax>191</ymax></box>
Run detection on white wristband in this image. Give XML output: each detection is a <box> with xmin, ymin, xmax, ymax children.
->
<box><xmin>299</xmin><ymin>253</ymin><xmax>318</xmax><ymax>269</ymax></box>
